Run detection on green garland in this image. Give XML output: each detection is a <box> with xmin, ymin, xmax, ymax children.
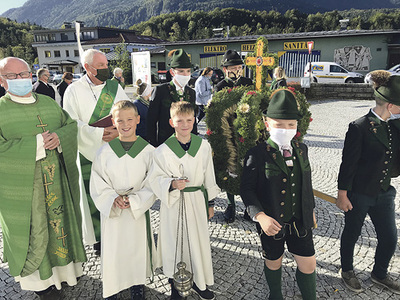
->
<box><xmin>206</xmin><ymin>86</ymin><xmax>311</xmax><ymax>195</ymax></box>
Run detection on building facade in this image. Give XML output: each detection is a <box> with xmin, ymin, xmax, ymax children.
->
<box><xmin>32</xmin><ymin>23</ymin><xmax>163</xmax><ymax>74</ymax></box>
<box><xmin>159</xmin><ymin>29</ymin><xmax>400</xmax><ymax>78</ymax></box>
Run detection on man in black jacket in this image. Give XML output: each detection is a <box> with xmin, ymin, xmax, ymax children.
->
<box><xmin>337</xmin><ymin>70</ymin><xmax>400</xmax><ymax>294</ymax></box>
<box><xmin>214</xmin><ymin>50</ymin><xmax>253</xmax><ymax>93</ymax></box>
<box><xmin>215</xmin><ymin>49</ymin><xmax>254</xmax><ymax>222</ymax></box>
<box><xmin>57</xmin><ymin>72</ymin><xmax>73</xmax><ymax>107</ymax></box>
<box><xmin>32</xmin><ymin>68</ymin><xmax>55</xmax><ymax>100</ymax></box>
<box><xmin>241</xmin><ymin>89</ymin><xmax>316</xmax><ymax>300</ymax></box>
<box><xmin>146</xmin><ymin>49</ymin><xmax>197</xmax><ymax>147</ymax></box>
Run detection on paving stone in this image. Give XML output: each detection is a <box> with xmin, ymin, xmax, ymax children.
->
<box><xmin>1</xmin><ymin>99</ymin><xmax>400</xmax><ymax>299</ymax></box>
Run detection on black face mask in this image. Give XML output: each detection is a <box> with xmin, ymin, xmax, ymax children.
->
<box><xmin>94</xmin><ymin>68</ymin><xmax>110</xmax><ymax>82</ymax></box>
<box><xmin>227</xmin><ymin>69</ymin><xmax>242</xmax><ymax>82</ymax></box>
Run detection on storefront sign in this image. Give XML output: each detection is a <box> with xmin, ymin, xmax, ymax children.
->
<box><xmin>204</xmin><ymin>45</ymin><xmax>227</xmax><ymax>53</ymax></box>
<box><xmin>241</xmin><ymin>44</ymin><xmax>255</xmax><ymax>52</ymax></box>
<box><xmin>284</xmin><ymin>41</ymin><xmax>314</xmax><ymax>51</ymax></box>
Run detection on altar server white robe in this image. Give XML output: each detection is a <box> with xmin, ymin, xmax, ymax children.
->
<box><xmin>148</xmin><ymin>135</ymin><xmax>220</xmax><ymax>291</ymax></box>
<box><xmin>90</xmin><ymin>139</ymin><xmax>157</xmax><ymax>298</ymax></box>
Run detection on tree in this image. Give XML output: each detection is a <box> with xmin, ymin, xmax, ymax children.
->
<box><xmin>109</xmin><ymin>43</ymin><xmax>132</xmax><ymax>84</ymax></box>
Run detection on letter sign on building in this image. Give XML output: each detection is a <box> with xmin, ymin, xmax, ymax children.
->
<box><xmin>241</xmin><ymin>44</ymin><xmax>255</xmax><ymax>52</ymax></box>
<box><xmin>204</xmin><ymin>45</ymin><xmax>227</xmax><ymax>53</ymax></box>
<box><xmin>284</xmin><ymin>41</ymin><xmax>314</xmax><ymax>51</ymax></box>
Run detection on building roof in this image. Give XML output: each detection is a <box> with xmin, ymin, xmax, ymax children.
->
<box><xmin>161</xmin><ymin>29</ymin><xmax>400</xmax><ymax>46</ymax></box>
<box><xmin>46</xmin><ymin>60</ymin><xmax>78</xmax><ymax>65</ymax></box>
<box><xmin>83</xmin><ymin>32</ymin><xmax>163</xmax><ymax>45</ymax></box>
<box><xmin>32</xmin><ymin>26</ymin><xmax>137</xmax><ymax>35</ymax></box>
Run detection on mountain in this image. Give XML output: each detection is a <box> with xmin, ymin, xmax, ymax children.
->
<box><xmin>2</xmin><ymin>0</ymin><xmax>399</xmax><ymax>29</ymax></box>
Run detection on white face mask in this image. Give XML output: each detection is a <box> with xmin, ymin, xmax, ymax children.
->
<box><xmin>141</xmin><ymin>83</ymin><xmax>152</xmax><ymax>98</ymax></box>
<box><xmin>389</xmin><ymin>110</ymin><xmax>400</xmax><ymax>120</ymax></box>
<box><xmin>268</xmin><ymin>127</ymin><xmax>297</xmax><ymax>147</ymax></box>
<box><xmin>173</xmin><ymin>73</ymin><xmax>190</xmax><ymax>88</ymax></box>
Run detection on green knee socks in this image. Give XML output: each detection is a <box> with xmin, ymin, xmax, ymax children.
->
<box><xmin>295</xmin><ymin>268</ymin><xmax>316</xmax><ymax>300</ymax></box>
<box><xmin>264</xmin><ymin>265</ymin><xmax>283</xmax><ymax>300</ymax></box>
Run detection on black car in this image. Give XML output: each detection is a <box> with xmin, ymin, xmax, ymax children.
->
<box><xmin>188</xmin><ymin>68</ymin><xmax>225</xmax><ymax>87</ymax></box>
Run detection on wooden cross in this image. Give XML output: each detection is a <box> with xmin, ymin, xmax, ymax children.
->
<box><xmin>43</xmin><ymin>173</ymin><xmax>53</xmax><ymax>195</ymax></box>
<box><xmin>245</xmin><ymin>39</ymin><xmax>275</xmax><ymax>91</ymax></box>
<box><xmin>36</xmin><ymin>115</ymin><xmax>48</xmax><ymax>132</ymax></box>
<box><xmin>57</xmin><ymin>227</ymin><xmax>68</xmax><ymax>247</ymax></box>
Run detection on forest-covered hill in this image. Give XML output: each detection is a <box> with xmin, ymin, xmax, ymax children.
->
<box><xmin>2</xmin><ymin>0</ymin><xmax>399</xmax><ymax>29</ymax></box>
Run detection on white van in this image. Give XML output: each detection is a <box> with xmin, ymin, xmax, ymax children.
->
<box><xmin>304</xmin><ymin>62</ymin><xmax>364</xmax><ymax>83</ymax></box>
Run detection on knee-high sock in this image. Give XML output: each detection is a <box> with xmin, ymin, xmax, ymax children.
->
<box><xmin>295</xmin><ymin>268</ymin><xmax>316</xmax><ymax>300</ymax></box>
<box><xmin>264</xmin><ymin>265</ymin><xmax>283</xmax><ymax>300</ymax></box>
<box><xmin>227</xmin><ymin>193</ymin><xmax>235</xmax><ymax>205</ymax></box>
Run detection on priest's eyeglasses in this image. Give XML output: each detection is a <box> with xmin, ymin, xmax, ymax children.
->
<box><xmin>0</xmin><ymin>71</ymin><xmax>31</xmax><ymax>79</ymax></box>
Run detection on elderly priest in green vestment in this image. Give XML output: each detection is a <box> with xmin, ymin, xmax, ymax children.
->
<box><xmin>0</xmin><ymin>57</ymin><xmax>87</xmax><ymax>300</ymax></box>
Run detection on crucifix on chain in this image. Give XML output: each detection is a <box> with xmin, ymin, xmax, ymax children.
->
<box><xmin>245</xmin><ymin>38</ymin><xmax>276</xmax><ymax>91</ymax></box>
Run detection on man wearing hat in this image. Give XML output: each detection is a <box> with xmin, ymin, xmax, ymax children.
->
<box><xmin>337</xmin><ymin>71</ymin><xmax>400</xmax><ymax>294</ymax></box>
<box><xmin>214</xmin><ymin>49</ymin><xmax>253</xmax><ymax>93</ymax></box>
<box><xmin>215</xmin><ymin>49</ymin><xmax>254</xmax><ymax>222</ymax></box>
<box><xmin>147</xmin><ymin>49</ymin><xmax>197</xmax><ymax>146</ymax></box>
<box><xmin>241</xmin><ymin>89</ymin><xmax>317</xmax><ymax>300</ymax></box>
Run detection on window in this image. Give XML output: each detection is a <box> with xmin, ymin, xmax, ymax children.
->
<box><xmin>74</xmin><ymin>50</ymin><xmax>79</xmax><ymax>57</ymax></box>
<box><xmin>66</xmin><ymin>50</ymin><xmax>69</xmax><ymax>57</ymax></box>
<box><xmin>45</xmin><ymin>51</ymin><xmax>51</xmax><ymax>58</ymax></box>
<box><xmin>61</xmin><ymin>33</ymin><xmax>68</xmax><ymax>41</ymax></box>
<box><xmin>81</xmin><ymin>31</ymin><xmax>95</xmax><ymax>40</ymax></box>
<box><xmin>330</xmin><ymin>65</ymin><xmax>347</xmax><ymax>73</ymax></box>
<box><xmin>54</xmin><ymin>50</ymin><xmax>61</xmax><ymax>57</ymax></box>
<box><xmin>151</xmin><ymin>62</ymin><xmax>156</xmax><ymax>68</ymax></box>
<box><xmin>99</xmin><ymin>48</ymin><xmax>111</xmax><ymax>54</ymax></box>
<box><xmin>158</xmin><ymin>62</ymin><xmax>166</xmax><ymax>70</ymax></box>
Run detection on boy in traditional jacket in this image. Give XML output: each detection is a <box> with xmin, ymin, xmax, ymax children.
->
<box><xmin>241</xmin><ymin>89</ymin><xmax>317</xmax><ymax>300</ymax></box>
<box><xmin>147</xmin><ymin>49</ymin><xmax>197</xmax><ymax>147</ymax></box>
<box><xmin>148</xmin><ymin>101</ymin><xmax>220</xmax><ymax>300</ymax></box>
<box><xmin>90</xmin><ymin>101</ymin><xmax>157</xmax><ymax>300</ymax></box>
<box><xmin>337</xmin><ymin>71</ymin><xmax>400</xmax><ymax>294</ymax></box>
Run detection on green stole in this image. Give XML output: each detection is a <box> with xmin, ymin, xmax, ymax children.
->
<box><xmin>81</xmin><ymin>79</ymin><xmax>119</xmax><ymax>241</ymax></box>
<box><xmin>108</xmin><ymin>137</ymin><xmax>154</xmax><ymax>280</ymax></box>
<box><xmin>164</xmin><ymin>134</ymin><xmax>209</xmax><ymax>217</ymax></box>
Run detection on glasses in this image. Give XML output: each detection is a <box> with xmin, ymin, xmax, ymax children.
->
<box><xmin>0</xmin><ymin>71</ymin><xmax>31</xmax><ymax>79</ymax></box>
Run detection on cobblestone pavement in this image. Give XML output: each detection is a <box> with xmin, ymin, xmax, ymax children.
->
<box><xmin>1</xmin><ymin>99</ymin><xmax>400</xmax><ymax>299</ymax></box>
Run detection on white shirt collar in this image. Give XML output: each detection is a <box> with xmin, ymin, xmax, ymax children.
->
<box><xmin>9</xmin><ymin>93</ymin><xmax>36</xmax><ymax>104</ymax></box>
<box><xmin>371</xmin><ymin>108</ymin><xmax>385</xmax><ymax>122</ymax></box>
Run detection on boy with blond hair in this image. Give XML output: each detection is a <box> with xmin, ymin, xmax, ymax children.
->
<box><xmin>148</xmin><ymin>101</ymin><xmax>220</xmax><ymax>300</ymax></box>
<box><xmin>90</xmin><ymin>100</ymin><xmax>157</xmax><ymax>300</ymax></box>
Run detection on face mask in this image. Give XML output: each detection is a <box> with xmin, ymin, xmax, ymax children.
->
<box><xmin>268</xmin><ymin>127</ymin><xmax>297</xmax><ymax>147</ymax></box>
<box><xmin>93</xmin><ymin>67</ymin><xmax>110</xmax><ymax>82</ymax></box>
<box><xmin>6</xmin><ymin>79</ymin><xmax>32</xmax><ymax>96</ymax></box>
<box><xmin>141</xmin><ymin>84</ymin><xmax>152</xmax><ymax>98</ymax></box>
<box><xmin>173</xmin><ymin>73</ymin><xmax>190</xmax><ymax>88</ymax></box>
<box><xmin>389</xmin><ymin>112</ymin><xmax>400</xmax><ymax>120</ymax></box>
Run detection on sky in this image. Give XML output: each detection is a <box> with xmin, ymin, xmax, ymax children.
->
<box><xmin>0</xmin><ymin>0</ymin><xmax>28</xmax><ymax>15</ymax></box>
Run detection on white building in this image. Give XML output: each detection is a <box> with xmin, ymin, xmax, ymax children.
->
<box><xmin>32</xmin><ymin>22</ymin><xmax>163</xmax><ymax>74</ymax></box>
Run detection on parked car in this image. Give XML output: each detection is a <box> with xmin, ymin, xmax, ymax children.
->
<box><xmin>52</xmin><ymin>74</ymin><xmax>63</xmax><ymax>85</ymax></box>
<box><xmin>72</xmin><ymin>73</ymin><xmax>83</xmax><ymax>82</ymax></box>
<box><xmin>364</xmin><ymin>64</ymin><xmax>400</xmax><ymax>84</ymax></box>
<box><xmin>304</xmin><ymin>62</ymin><xmax>364</xmax><ymax>83</ymax></box>
<box><xmin>188</xmin><ymin>68</ymin><xmax>225</xmax><ymax>87</ymax></box>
